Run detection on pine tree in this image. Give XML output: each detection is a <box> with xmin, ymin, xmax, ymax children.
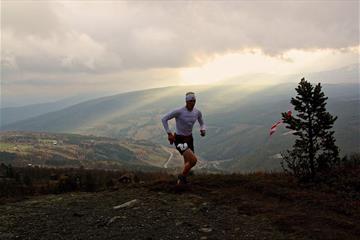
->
<box><xmin>281</xmin><ymin>78</ymin><xmax>340</xmax><ymax>180</ymax></box>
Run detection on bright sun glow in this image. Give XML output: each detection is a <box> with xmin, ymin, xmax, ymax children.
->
<box><xmin>179</xmin><ymin>47</ymin><xmax>359</xmax><ymax>85</ymax></box>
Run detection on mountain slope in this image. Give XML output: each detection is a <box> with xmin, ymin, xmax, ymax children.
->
<box><xmin>0</xmin><ymin>131</ymin><xmax>169</xmax><ymax>170</ymax></box>
<box><xmin>0</xmin><ymin>93</ymin><xmax>112</xmax><ymax>127</ymax></box>
<box><xmin>2</xmin><ymin>83</ymin><xmax>359</xmax><ymax>172</ymax></box>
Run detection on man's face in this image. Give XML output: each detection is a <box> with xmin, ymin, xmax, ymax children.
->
<box><xmin>186</xmin><ymin>100</ymin><xmax>196</xmax><ymax>110</ymax></box>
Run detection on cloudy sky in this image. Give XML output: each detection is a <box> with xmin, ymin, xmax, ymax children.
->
<box><xmin>1</xmin><ymin>1</ymin><xmax>359</xmax><ymax>107</ymax></box>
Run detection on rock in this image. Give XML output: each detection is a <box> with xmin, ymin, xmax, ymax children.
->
<box><xmin>183</xmin><ymin>221</ymin><xmax>193</xmax><ymax>227</ymax></box>
<box><xmin>175</xmin><ymin>221</ymin><xmax>183</xmax><ymax>226</ymax></box>
<box><xmin>199</xmin><ymin>227</ymin><xmax>213</xmax><ymax>233</ymax></box>
<box><xmin>199</xmin><ymin>203</ymin><xmax>209</xmax><ymax>213</ymax></box>
<box><xmin>0</xmin><ymin>233</ymin><xmax>15</xmax><ymax>239</ymax></box>
<box><xmin>107</xmin><ymin>216</ymin><xmax>122</xmax><ymax>226</ymax></box>
<box><xmin>118</xmin><ymin>173</ymin><xmax>139</xmax><ymax>184</ymax></box>
<box><xmin>113</xmin><ymin>199</ymin><xmax>139</xmax><ymax>209</ymax></box>
<box><xmin>95</xmin><ymin>216</ymin><xmax>107</xmax><ymax>228</ymax></box>
<box><xmin>73</xmin><ymin>212</ymin><xmax>84</xmax><ymax>217</ymax></box>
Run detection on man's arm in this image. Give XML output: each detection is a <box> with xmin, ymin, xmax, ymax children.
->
<box><xmin>198</xmin><ymin>111</ymin><xmax>206</xmax><ymax>136</ymax></box>
<box><xmin>161</xmin><ymin>109</ymin><xmax>179</xmax><ymax>134</ymax></box>
<box><xmin>161</xmin><ymin>109</ymin><xmax>179</xmax><ymax>143</ymax></box>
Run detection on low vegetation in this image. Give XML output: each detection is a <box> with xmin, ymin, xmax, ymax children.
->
<box><xmin>1</xmin><ymin>152</ymin><xmax>359</xmax><ymax>201</ymax></box>
<box><xmin>0</xmin><ymin>164</ymin><xmax>173</xmax><ymax>201</ymax></box>
<box><xmin>0</xmin><ymin>161</ymin><xmax>359</xmax><ymax>240</ymax></box>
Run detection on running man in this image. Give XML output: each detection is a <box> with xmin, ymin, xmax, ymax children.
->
<box><xmin>161</xmin><ymin>92</ymin><xmax>206</xmax><ymax>185</ymax></box>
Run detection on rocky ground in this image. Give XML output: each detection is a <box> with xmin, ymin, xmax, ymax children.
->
<box><xmin>1</xmin><ymin>174</ymin><xmax>359</xmax><ymax>240</ymax></box>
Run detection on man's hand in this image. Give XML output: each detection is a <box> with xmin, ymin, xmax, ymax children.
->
<box><xmin>167</xmin><ymin>132</ymin><xmax>175</xmax><ymax>144</ymax></box>
<box><xmin>200</xmin><ymin>130</ymin><xmax>206</xmax><ymax>137</ymax></box>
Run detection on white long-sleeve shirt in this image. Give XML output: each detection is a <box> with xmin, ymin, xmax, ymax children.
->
<box><xmin>161</xmin><ymin>106</ymin><xmax>206</xmax><ymax>136</ymax></box>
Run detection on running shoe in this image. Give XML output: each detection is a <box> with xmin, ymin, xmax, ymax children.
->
<box><xmin>177</xmin><ymin>174</ymin><xmax>188</xmax><ymax>185</ymax></box>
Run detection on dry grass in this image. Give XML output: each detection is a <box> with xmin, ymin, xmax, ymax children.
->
<box><xmin>1</xmin><ymin>165</ymin><xmax>359</xmax><ymax>239</ymax></box>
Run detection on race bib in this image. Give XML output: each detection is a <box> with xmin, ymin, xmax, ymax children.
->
<box><xmin>177</xmin><ymin>143</ymin><xmax>188</xmax><ymax>151</ymax></box>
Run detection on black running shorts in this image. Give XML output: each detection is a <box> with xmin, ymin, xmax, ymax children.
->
<box><xmin>174</xmin><ymin>134</ymin><xmax>194</xmax><ymax>155</ymax></box>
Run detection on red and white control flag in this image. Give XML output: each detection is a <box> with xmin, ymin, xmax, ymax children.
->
<box><xmin>270</xmin><ymin>120</ymin><xmax>283</xmax><ymax>136</ymax></box>
<box><xmin>269</xmin><ymin>110</ymin><xmax>292</xmax><ymax>136</ymax></box>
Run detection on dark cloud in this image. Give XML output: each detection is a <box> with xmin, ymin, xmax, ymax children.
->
<box><xmin>92</xmin><ymin>1</ymin><xmax>359</xmax><ymax>68</ymax></box>
<box><xmin>1</xmin><ymin>1</ymin><xmax>358</xmax><ymax>107</ymax></box>
<box><xmin>3</xmin><ymin>1</ymin><xmax>358</xmax><ymax>74</ymax></box>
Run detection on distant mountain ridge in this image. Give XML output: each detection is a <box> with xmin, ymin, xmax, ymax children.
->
<box><xmin>220</xmin><ymin>64</ymin><xmax>359</xmax><ymax>85</ymax></box>
<box><xmin>0</xmin><ymin>93</ymin><xmax>115</xmax><ymax>127</ymax></box>
<box><xmin>3</xmin><ymin>64</ymin><xmax>358</xmax><ymax>128</ymax></box>
<box><xmin>2</xmin><ymin>81</ymin><xmax>358</xmax><ymax>172</ymax></box>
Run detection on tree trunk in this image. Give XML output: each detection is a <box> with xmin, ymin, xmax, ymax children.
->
<box><xmin>308</xmin><ymin>114</ymin><xmax>315</xmax><ymax>179</ymax></box>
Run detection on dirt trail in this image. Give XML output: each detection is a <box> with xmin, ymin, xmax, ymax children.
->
<box><xmin>161</xmin><ymin>146</ymin><xmax>174</xmax><ymax>169</ymax></box>
<box><xmin>1</xmin><ymin>176</ymin><xmax>359</xmax><ymax>240</ymax></box>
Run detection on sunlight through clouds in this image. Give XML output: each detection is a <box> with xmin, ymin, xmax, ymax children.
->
<box><xmin>179</xmin><ymin>47</ymin><xmax>359</xmax><ymax>85</ymax></box>
<box><xmin>2</xmin><ymin>1</ymin><xmax>358</xmax><ymax>106</ymax></box>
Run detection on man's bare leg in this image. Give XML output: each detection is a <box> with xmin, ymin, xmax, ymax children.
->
<box><xmin>182</xmin><ymin>149</ymin><xmax>197</xmax><ymax>176</ymax></box>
